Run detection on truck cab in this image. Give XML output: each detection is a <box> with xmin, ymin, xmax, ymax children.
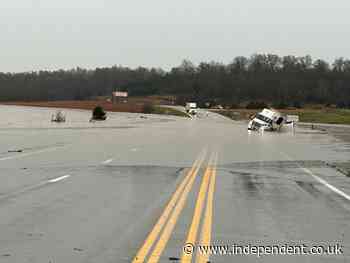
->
<box><xmin>185</xmin><ymin>102</ymin><xmax>197</xmax><ymax>115</ymax></box>
<box><xmin>248</xmin><ymin>108</ymin><xmax>285</xmax><ymax>131</ymax></box>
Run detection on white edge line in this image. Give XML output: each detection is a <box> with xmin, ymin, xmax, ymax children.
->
<box><xmin>0</xmin><ymin>146</ymin><xmax>63</xmax><ymax>161</ymax></box>
<box><xmin>48</xmin><ymin>175</ymin><xmax>71</xmax><ymax>183</ymax></box>
<box><xmin>0</xmin><ymin>174</ymin><xmax>71</xmax><ymax>201</ymax></box>
<box><xmin>102</xmin><ymin>159</ymin><xmax>113</xmax><ymax>165</ymax></box>
<box><xmin>301</xmin><ymin>168</ymin><xmax>350</xmax><ymax>201</ymax></box>
<box><xmin>281</xmin><ymin>151</ymin><xmax>350</xmax><ymax>201</ymax></box>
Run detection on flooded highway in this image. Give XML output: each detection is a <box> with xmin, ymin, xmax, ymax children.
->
<box><xmin>0</xmin><ymin>105</ymin><xmax>349</xmax><ymax>262</ymax></box>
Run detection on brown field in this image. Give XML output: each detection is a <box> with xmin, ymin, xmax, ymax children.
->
<box><xmin>1</xmin><ymin>96</ymin><xmax>176</xmax><ymax>114</ymax></box>
<box><xmin>1</xmin><ymin>100</ymin><xmax>145</xmax><ymax>113</ymax></box>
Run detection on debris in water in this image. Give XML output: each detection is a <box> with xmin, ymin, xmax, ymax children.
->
<box><xmin>8</xmin><ymin>150</ymin><xmax>23</xmax><ymax>153</ymax></box>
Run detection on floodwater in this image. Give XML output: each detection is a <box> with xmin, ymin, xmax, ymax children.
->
<box><xmin>0</xmin><ymin>105</ymin><xmax>177</xmax><ymax>129</ymax></box>
<box><xmin>0</xmin><ymin>105</ymin><xmax>350</xmax><ymax>262</ymax></box>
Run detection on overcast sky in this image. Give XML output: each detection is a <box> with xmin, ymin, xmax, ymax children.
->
<box><xmin>1</xmin><ymin>0</ymin><xmax>350</xmax><ymax>72</ymax></box>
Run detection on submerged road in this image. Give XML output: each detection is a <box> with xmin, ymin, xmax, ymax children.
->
<box><xmin>0</xmin><ymin>106</ymin><xmax>349</xmax><ymax>262</ymax></box>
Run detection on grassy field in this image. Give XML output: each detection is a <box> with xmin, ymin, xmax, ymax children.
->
<box><xmin>294</xmin><ymin>109</ymin><xmax>350</xmax><ymax>124</ymax></box>
<box><xmin>150</xmin><ymin>106</ymin><xmax>189</xmax><ymax>118</ymax></box>
<box><xmin>213</xmin><ymin>108</ymin><xmax>350</xmax><ymax>125</ymax></box>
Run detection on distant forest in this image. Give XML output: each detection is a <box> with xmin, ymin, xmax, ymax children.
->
<box><xmin>1</xmin><ymin>54</ymin><xmax>350</xmax><ymax>108</ymax></box>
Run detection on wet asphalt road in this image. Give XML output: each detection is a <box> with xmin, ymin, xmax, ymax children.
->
<box><xmin>0</xmin><ymin>105</ymin><xmax>350</xmax><ymax>263</ymax></box>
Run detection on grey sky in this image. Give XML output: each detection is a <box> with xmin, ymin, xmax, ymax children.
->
<box><xmin>1</xmin><ymin>0</ymin><xmax>349</xmax><ymax>72</ymax></box>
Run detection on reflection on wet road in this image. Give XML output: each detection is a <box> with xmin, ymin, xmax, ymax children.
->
<box><xmin>0</xmin><ymin>105</ymin><xmax>349</xmax><ymax>262</ymax></box>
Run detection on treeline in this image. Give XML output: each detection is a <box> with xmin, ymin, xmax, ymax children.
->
<box><xmin>1</xmin><ymin>54</ymin><xmax>350</xmax><ymax>107</ymax></box>
<box><xmin>0</xmin><ymin>67</ymin><xmax>163</xmax><ymax>101</ymax></box>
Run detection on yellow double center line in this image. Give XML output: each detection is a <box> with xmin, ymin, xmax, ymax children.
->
<box><xmin>181</xmin><ymin>152</ymin><xmax>218</xmax><ymax>263</ymax></box>
<box><xmin>132</xmin><ymin>150</ymin><xmax>218</xmax><ymax>263</ymax></box>
<box><xmin>132</xmin><ymin>150</ymin><xmax>206</xmax><ymax>263</ymax></box>
<box><xmin>196</xmin><ymin>152</ymin><xmax>218</xmax><ymax>263</ymax></box>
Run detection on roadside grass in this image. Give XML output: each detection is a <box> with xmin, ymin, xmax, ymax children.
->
<box><xmin>212</xmin><ymin>110</ymin><xmax>245</xmax><ymax>120</ymax></box>
<box><xmin>150</xmin><ymin>106</ymin><xmax>189</xmax><ymax>118</ymax></box>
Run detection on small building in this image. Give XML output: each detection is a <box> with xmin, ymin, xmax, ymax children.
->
<box><xmin>112</xmin><ymin>91</ymin><xmax>128</xmax><ymax>103</ymax></box>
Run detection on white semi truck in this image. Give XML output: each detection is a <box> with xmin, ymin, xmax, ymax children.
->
<box><xmin>185</xmin><ymin>102</ymin><xmax>197</xmax><ymax>115</ymax></box>
<box><xmin>248</xmin><ymin>108</ymin><xmax>296</xmax><ymax>132</ymax></box>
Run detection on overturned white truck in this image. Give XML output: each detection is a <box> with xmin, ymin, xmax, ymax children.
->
<box><xmin>248</xmin><ymin>108</ymin><xmax>297</xmax><ymax>132</ymax></box>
